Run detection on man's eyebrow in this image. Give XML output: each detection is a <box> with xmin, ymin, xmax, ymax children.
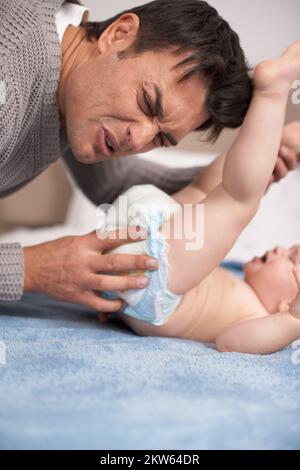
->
<box><xmin>153</xmin><ymin>83</ymin><xmax>178</xmax><ymax>146</ymax></box>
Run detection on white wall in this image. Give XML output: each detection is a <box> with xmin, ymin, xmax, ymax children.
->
<box><xmin>84</xmin><ymin>0</ymin><xmax>299</xmax><ymax>154</ymax></box>
<box><xmin>80</xmin><ymin>1</ymin><xmax>300</xmax><ymax>263</ymax></box>
<box><xmin>85</xmin><ymin>0</ymin><xmax>299</xmax><ymax>65</ymax></box>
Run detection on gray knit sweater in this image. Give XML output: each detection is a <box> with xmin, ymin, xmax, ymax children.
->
<box><xmin>0</xmin><ymin>0</ymin><xmax>202</xmax><ymax>301</ymax></box>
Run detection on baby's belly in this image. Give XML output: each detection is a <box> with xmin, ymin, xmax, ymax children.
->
<box><xmin>119</xmin><ymin>268</ymin><xmax>256</xmax><ymax>343</ymax></box>
<box><xmin>119</xmin><ymin>284</ymin><xmax>210</xmax><ymax>341</ymax></box>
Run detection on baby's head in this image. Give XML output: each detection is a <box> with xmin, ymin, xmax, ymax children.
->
<box><xmin>244</xmin><ymin>245</ymin><xmax>300</xmax><ymax>313</ymax></box>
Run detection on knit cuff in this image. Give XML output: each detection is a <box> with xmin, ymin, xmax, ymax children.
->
<box><xmin>0</xmin><ymin>243</ymin><xmax>25</xmax><ymax>301</ymax></box>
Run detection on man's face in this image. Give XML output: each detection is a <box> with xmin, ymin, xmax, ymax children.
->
<box><xmin>63</xmin><ymin>43</ymin><xmax>209</xmax><ymax>164</ymax></box>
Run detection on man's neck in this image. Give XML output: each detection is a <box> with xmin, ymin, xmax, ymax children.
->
<box><xmin>57</xmin><ymin>25</ymin><xmax>95</xmax><ymax>122</ymax></box>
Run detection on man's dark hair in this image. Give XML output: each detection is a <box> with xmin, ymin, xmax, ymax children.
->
<box><xmin>83</xmin><ymin>0</ymin><xmax>253</xmax><ymax>142</ymax></box>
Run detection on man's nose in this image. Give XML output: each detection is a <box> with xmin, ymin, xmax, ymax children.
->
<box><xmin>126</xmin><ymin>121</ymin><xmax>157</xmax><ymax>153</ymax></box>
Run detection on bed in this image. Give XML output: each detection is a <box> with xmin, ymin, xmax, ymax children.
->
<box><xmin>0</xmin><ymin>263</ymin><xmax>299</xmax><ymax>450</ymax></box>
<box><xmin>1</xmin><ymin>158</ymin><xmax>300</xmax><ymax>450</ymax></box>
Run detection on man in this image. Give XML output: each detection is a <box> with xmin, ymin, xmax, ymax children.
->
<box><xmin>0</xmin><ymin>0</ymin><xmax>298</xmax><ymax>312</ymax></box>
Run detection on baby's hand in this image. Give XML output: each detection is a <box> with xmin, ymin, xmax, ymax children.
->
<box><xmin>289</xmin><ymin>261</ymin><xmax>300</xmax><ymax>319</ymax></box>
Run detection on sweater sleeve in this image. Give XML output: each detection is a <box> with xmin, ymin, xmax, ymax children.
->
<box><xmin>0</xmin><ymin>243</ymin><xmax>24</xmax><ymax>301</ymax></box>
<box><xmin>62</xmin><ymin>148</ymin><xmax>203</xmax><ymax>206</ymax></box>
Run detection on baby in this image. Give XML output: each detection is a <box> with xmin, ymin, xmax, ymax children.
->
<box><xmin>100</xmin><ymin>40</ymin><xmax>300</xmax><ymax>355</ymax></box>
<box><xmin>119</xmin><ymin>242</ymin><xmax>300</xmax><ymax>355</ymax></box>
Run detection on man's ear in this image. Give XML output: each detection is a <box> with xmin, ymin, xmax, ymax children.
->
<box><xmin>278</xmin><ymin>300</ymin><xmax>290</xmax><ymax>313</ymax></box>
<box><xmin>97</xmin><ymin>14</ymin><xmax>140</xmax><ymax>55</ymax></box>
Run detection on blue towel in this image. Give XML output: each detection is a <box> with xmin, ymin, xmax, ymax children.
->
<box><xmin>0</xmin><ymin>266</ymin><xmax>300</xmax><ymax>449</ymax></box>
<box><xmin>221</xmin><ymin>261</ymin><xmax>245</xmax><ymax>278</ymax></box>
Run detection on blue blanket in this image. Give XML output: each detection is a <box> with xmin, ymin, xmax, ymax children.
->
<box><xmin>0</xmin><ymin>264</ymin><xmax>300</xmax><ymax>450</ymax></box>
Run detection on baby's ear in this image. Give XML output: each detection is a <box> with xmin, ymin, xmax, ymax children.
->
<box><xmin>278</xmin><ymin>300</ymin><xmax>290</xmax><ymax>313</ymax></box>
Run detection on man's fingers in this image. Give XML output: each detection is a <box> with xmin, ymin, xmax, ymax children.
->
<box><xmin>96</xmin><ymin>226</ymin><xmax>149</xmax><ymax>250</ymax></box>
<box><xmin>293</xmin><ymin>264</ymin><xmax>300</xmax><ymax>291</ymax></box>
<box><xmin>272</xmin><ymin>147</ymin><xmax>299</xmax><ymax>184</ymax></box>
<box><xmin>85</xmin><ymin>228</ymin><xmax>148</xmax><ymax>251</ymax></box>
<box><xmin>290</xmin><ymin>267</ymin><xmax>300</xmax><ymax>319</ymax></box>
<box><xmin>279</xmin><ymin>146</ymin><xmax>298</xmax><ymax>170</ymax></box>
<box><xmin>98</xmin><ymin>311</ymin><xmax>111</xmax><ymax>324</ymax></box>
<box><xmin>290</xmin><ymin>261</ymin><xmax>300</xmax><ymax>319</ymax></box>
<box><xmin>79</xmin><ymin>291</ymin><xmax>124</xmax><ymax>313</ymax></box>
<box><xmin>281</xmin><ymin>122</ymin><xmax>300</xmax><ymax>157</ymax></box>
<box><xmin>86</xmin><ymin>273</ymin><xmax>149</xmax><ymax>292</ymax></box>
<box><xmin>273</xmin><ymin>158</ymin><xmax>288</xmax><ymax>181</ymax></box>
<box><xmin>91</xmin><ymin>252</ymin><xmax>159</xmax><ymax>274</ymax></box>
<box><xmin>267</xmin><ymin>174</ymin><xmax>275</xmax><ymax>188</ymax></box>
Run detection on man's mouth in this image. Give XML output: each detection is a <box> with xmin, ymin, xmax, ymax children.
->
<box><xmin>97</xmin><ymin>127</ymin><xmax>119</xmax><ymax>157</ymax></box>
<box><xmin>104</xmin><ymin>126</ymin><xmax>120</xmax><ymax>152</ymax></box>
<box><xmin>105</xmin><ymin>135</ymin><xmax>114</xmax><ymax>151</ymax></box>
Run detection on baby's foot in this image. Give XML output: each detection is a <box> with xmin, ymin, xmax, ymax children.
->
<box><xmin>289</xmin><ymin>261</ymin><xmax>300</xmax><ymax>319</ymax></box>
<box><xmin>254</xmin><ymin>39</ymin><xmax>300</xmax><ymax>96</ymax></box>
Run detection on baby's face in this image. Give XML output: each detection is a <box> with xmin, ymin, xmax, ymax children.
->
<box><xmin>244</xmin><ymin>245</ymin><xmax>300</xmax><ymax>313</ymax></box>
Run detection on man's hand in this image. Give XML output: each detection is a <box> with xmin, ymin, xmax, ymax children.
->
<box><xmin>175</xmin><ymin>122</ymin><xmax>300</xmax><ymax>205</ymax></box>
<box><xmin>23</xmin><ymin>228</ymin><xmax>158</xmax><ymax>313</ymax></box>
<box><xmin>270</xmin><ymin>121</ymin><xmax>300</xmax><ymax>184</ymax></box>
<box><xmin>289</xmin><ymin>261</ymin><xmax>300</xmax><ymax>319</ymax></box>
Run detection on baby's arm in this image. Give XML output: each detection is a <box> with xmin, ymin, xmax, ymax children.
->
<box><xmin>216</xmin><ymin>311</ymin><xmax>300</xmax><ymax>355</ymax></box>
<box><xmin>216</xmin><ymin>266</ymin><xmax>300</xmax><ymax>354</ymax></box>
<box><xmin>173</xmin><ymin>121</ymin><xmax>300</xmax><ymax>207</ymax></box>
<box><xmin>172</xmin><ymin>152</ymin><xmax>227</xmax><ymax>205</ymax></box>
<box><xmin>162</xmin><ymin>44</ymin><xmax>298</xmax><ymax>295</ymax></box>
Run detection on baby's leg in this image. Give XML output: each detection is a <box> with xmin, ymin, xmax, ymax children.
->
<box><xmin>118</xmin><ymin>285</ymin><xmax>197</xmax><ymax>339</ymax></box>
<box><xmin>119</xmin><ymin>311</ymin><xmax>174</xmax><ymax>338</ymax></box>
<box><xmin>216</xmin><ymin>312</ymin><xmax>300</xmax><ymax>355</ymax></box>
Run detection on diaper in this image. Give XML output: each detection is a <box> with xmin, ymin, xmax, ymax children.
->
<box><xmin>100</xmin><ymin>185</ymin><xmax>183</xmax><ymax>326</ymax></box>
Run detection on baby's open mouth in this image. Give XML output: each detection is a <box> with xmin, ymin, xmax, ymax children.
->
<box><xmin>252</xmin><ymin>254</ymin><xmax>267</xmax><ymax>265</ymax></box>
<box><xmin>261</xmin><ymin>254</ymin><xmax>267</xmax><ymax>263</ymax></box>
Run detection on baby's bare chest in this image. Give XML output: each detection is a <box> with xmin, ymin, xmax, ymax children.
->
<box><xmin>175</xmin><ymin>268</ymin><xmax>267</xmax><ymax>342</ymax></box>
